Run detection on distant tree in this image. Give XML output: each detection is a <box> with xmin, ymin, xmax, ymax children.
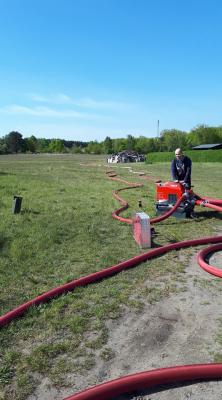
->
<box><xmin>187</xmin><ymin>125</ymin><xmax>221</xmax><ymax>147</ymax></box>
<box><xmin>103</xmin><ymin>136</ymin><xmax>113</xmax><ymax>154</ymax></box>
<box><xmin>134</xmin><ymin>136</ymin><xmax>151</xmax><ymax>153</ymax></box>
<box><xmin>48</xmin><ymin>139</ymin><xmax>65</xmax><ymax>153</ymax></box>
<box><xmin>217</xmin><ymin>126</ymin><xmax>222</xmax><ymax>140</ymax></box>
<box><xmin>85</xmin><ymin>141</ymin><xmax>103</xmax><ymax>154</ymax></box>
<box><xmin>112</xmin><ymin>138</ymin><xmax>127</xmax><ymax>153</ymax></box>
<box><xmin>71</xmin><ymin>144</ymin><xmax>83</xmax><ymax>153</ymax></box>
<box><xmin>145</xmin><ymin>138</ymin><xmax>160</xmax><ymax>153</ymax></box>
<box><xmin>161</xmin><ymin>129</ymin><xmax>188</xmax><ymax>151</ymax></box>
<box><xmin>126</xmin><ymin>134</ymin><xmax>135</xmax><ymax>150</ymax></box>
<box><xmin>36</xmin><ymin>138</ymin><xmax>51</xmax><ymax>152</ymax></box>
<box><xmin>0</xmin><ymin>138</ymin><xmax>8</xmax><ymax>154</ymax></box>
<box><xmin>5</xmin><ymin>131</ymin><xmax>23</xmax><ymax>153</ymax></box>
<box><xmin>62</xmin><ymin>140</ymin><xmax>88</xmax><ymax>149</ymax></box>
<box><xmin>24</xmin><ymin>135</ymin><xmax>38</xmax><ymax>153</ymax></box>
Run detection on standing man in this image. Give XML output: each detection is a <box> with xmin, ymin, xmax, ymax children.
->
<box><xmin>171</xmin><ymin>148</ymin><xmax>192</xmax><ymax>189</ymax></box>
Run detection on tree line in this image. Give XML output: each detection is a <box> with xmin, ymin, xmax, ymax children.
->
<box><xmin>1</xmin><ymin>124</ymin><xmax>222</xmax><ymax>155</ymax></box>
<box><xmin>0</xmin><ymin>132</ymin><xmax>88</xmax><ymax>154</ymax></box>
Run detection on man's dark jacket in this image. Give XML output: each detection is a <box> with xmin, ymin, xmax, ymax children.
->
<box><xmin>171</xmin><ymin>155</ymin><xmax>192</xmax><ymax>188</ymax></box>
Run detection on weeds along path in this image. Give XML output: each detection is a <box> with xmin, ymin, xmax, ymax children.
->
<box><xmin>1</xmin><ymin>169</ymin><xmax>222</xmax><ymax>399</ymax></box>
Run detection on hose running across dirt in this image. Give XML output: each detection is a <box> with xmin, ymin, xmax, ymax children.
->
<box><xmin>1</xmin><ymin>170</ymin><xmax>222</xmax><ymax>399</ymax></box>
<box><xmin>64</xmin><ymin>364</ymin><xmax>222</xmax><ymax>400</ymax></box>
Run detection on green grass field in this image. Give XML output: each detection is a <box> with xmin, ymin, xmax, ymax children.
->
<box><xmin>0</xmin><ymin>154</ymin><xmax>222</xmax><ymax>399</ymax></box>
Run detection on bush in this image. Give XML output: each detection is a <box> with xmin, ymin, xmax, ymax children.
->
<box><xmin>146</xmin><ymin>150</ymin><xmax>222</xmax><ymax>163</ymax></box>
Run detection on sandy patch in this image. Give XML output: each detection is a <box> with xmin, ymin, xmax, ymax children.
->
<box><xmin>27</xmin><ymin>248</ymin><xmax>222</xmax><ymax>400</ymax></box>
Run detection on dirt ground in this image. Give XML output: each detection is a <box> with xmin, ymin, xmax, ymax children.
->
<box><xmin>27</xmin><ymin>246</ymin><xmax>222</xmax><ymax>400</ymax></box>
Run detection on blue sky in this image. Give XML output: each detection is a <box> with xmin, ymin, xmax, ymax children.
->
<box><xmin>0</xmin><ymin>0</ymin><xmax>222</xmax><ymax>141</ymax></box>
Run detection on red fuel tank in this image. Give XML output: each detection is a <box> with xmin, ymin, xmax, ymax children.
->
<box><xmin>156</xmin><ymin>181</ymin><xmax>185</xmax><ymax>204</ymax></box>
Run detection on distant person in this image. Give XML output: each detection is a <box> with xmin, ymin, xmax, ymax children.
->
<box><xmin>171</xmin><ymin>148</ymin><xmax>192</xmax><ymax>189</ymax></box>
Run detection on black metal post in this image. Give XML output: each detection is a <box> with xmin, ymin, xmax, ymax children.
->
<box><xmin>12</xmin><ymin>196</ymin><xmax>23</xmax><ymax>214</ymax></box>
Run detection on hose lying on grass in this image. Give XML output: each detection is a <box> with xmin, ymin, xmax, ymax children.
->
<box><xmin>1</xmin><ymin>234</ymin><xmax>222</xmax><ymax>328</ymax></box>
<box><xmin>107</xmin><ymin>170</ymin><xmax>185</xmax><ymax>225</ymax></box>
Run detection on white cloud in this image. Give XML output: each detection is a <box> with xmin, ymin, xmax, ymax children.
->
<box><xmin>71</xmin><ymin>97</ymin><xmax>134</xmax><ymax>110</ymax></box>
<box><xmin>28</xmin><ymin>94</ymin><xmax>49</xmax><ymax>102</ymax></box>
<box><xmin>28</xmin><ymin>93</ymin><xmax>73</xmax><ymax>104</ymax></box>
<box><xmin>0</xmin><ymin>105</ymin><xmax>102</xmax><ymax>119</ymax></box>
<box><xmin>54</xmin><ymin>94</ymin><xmax>73</xmax><ymax>104</ymax></box>
<box><xmin>28</xmin><ymin>92</ymin><xmax>135</xmax><ymax>110</ymax></box>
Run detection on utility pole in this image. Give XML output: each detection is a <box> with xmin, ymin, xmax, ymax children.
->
<box><xmin>157</xmin><ymin>120</ymin><xmax>161</xmax><ymax>152</ymax></box>
<box><xmin>157</xmin><ymin>119</ymin><xmax>160</xmax><ymax>138</ymax></box>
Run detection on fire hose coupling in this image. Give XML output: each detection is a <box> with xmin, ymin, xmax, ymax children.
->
<box><xmin>200</xmin><ymin>200</ymin><xmax>208</xmax><ymax>207</ymax></box>
<box><xmin>183</xmin><ymin>192</ymin><xmax>192</xmax><ymax>200</ymax></box>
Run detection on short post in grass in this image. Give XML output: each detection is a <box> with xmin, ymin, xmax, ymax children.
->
<box><xmin>12</xmin><ymin>196</ymin><xmax>23</xmax><ymax>214</ymax></box>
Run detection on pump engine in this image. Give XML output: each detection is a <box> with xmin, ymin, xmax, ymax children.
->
<box><xmin>156</xmin><ymin>181</ymin><xmax>195</xmax><ymax>218</ymax></box>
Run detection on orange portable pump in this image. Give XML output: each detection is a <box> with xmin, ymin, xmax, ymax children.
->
<box><xmin>156</xmin><ymin>181</ymin><xmax>195</xmax><ymax>218</ymax></box>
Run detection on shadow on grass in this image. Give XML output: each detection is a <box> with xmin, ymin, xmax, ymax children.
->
<box><xmin>151</xmin><ymin>239</ymin><xmax>164</xmax><ymax>248</ymax></box>
<box><xmin>195</xmin><ymin>210</ymin><xmax>222</xmax><ymax>220</ymax></box>
<box><xmin>157</xmin><ymin>210</ymin><xmax>222</xmax><ymax>226</ymax></box>
<box><xmin>21</xmin><ymin>208</ymin><xmax>40</xmax><ymax>215</ymax></box>
<box><xmin>0</xmin><ymin>236</ymin><xmax>8</xmax><ymax>250</ymax></box>
<box><xmin>151</xmin><ymin>230</ymin><xmax>178</xmax><ymax>247</ymax></box>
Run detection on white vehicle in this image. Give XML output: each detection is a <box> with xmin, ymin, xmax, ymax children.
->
<box><xmin>107</xmin><ymin>155</ymin><xmax>120</xmax><ymax>163</ymax></box>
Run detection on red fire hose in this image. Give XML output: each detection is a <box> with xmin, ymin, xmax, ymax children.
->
<box><xmin>195</xmin><ymin>199</ymin><xmax>222</xmax><ymax>213</ymax></box>
<box><xmin>197</xmin><ymin>243</ymin><xmax>222</xmax><ymax>277</ymax></box>
<box><xmin>1</xmin><ymin>234</ymin><xmax>222</xmax><ymax>328</ymax></box>
<box><xmin>1</xmin><ymin>171</ymin><xmax>222</xmax><ymax>399</ymax></box>
<box><xmin>64</xmin><ymin>364</ymin><xmax>222</xmax><ymax>400</ymax></box>
<box><xmin>194</xmin><ymin>193</ymin><xmax>222</xmax><ymax>206</ymax></box>
<box><xmin>112</xmin><ymin>189</ymin><xmax>185</xmax><ymax>224</ymax></box>
<box><xmin>108</xmin><ymin>170</ymin><xmax>222</xmax><ymax>221</ymax></box>
<box><xmin>108</xmin><ymin>171</ymin><xmax>185</xmax><ymax>224</ymax></box>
